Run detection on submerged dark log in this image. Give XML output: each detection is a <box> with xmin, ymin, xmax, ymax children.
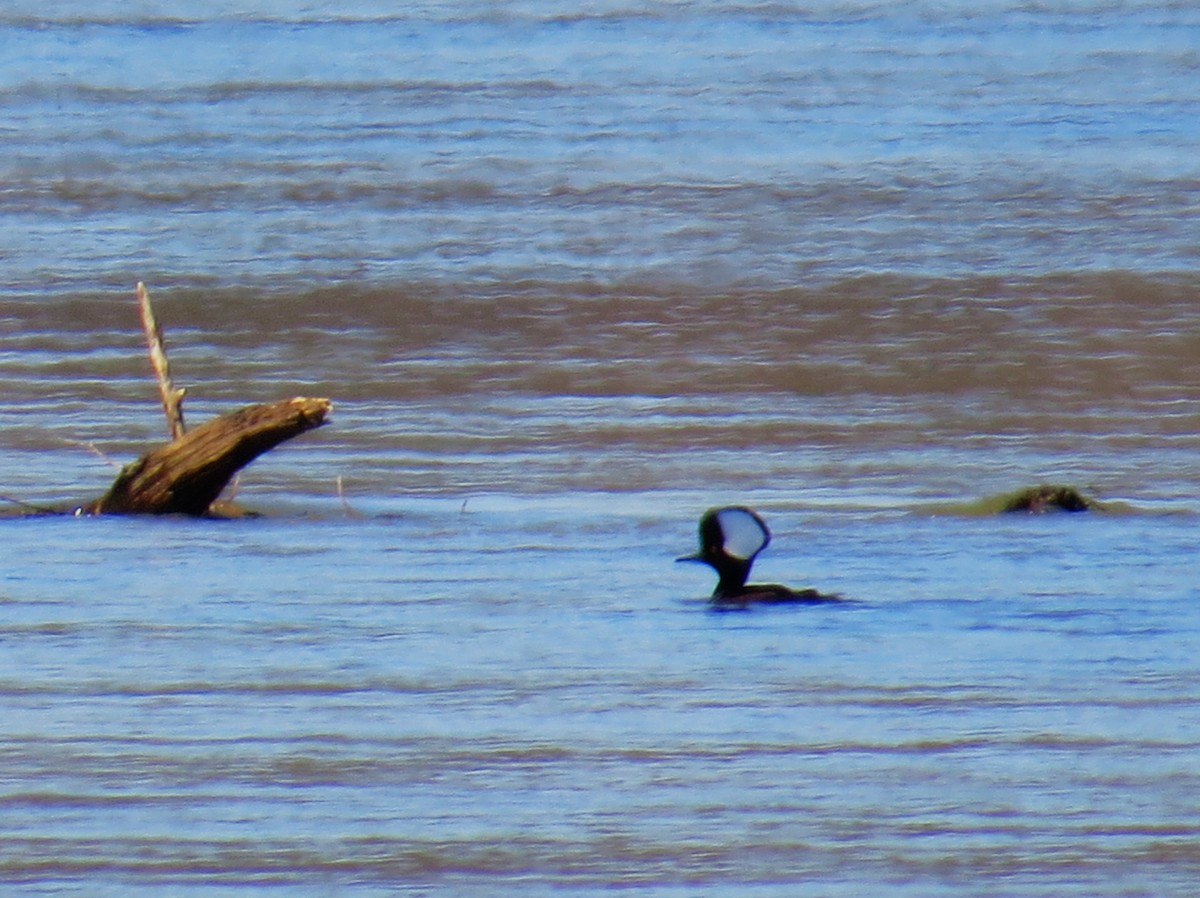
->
<box><xmin>83</xmin><ymin>397</ymin><xmax>331</xmax><ymax>516</ymax></box>
<box><xmin>999</xmin><ymin>484</ymin><xmax>1099</xmax><ymax>513</ymax></box>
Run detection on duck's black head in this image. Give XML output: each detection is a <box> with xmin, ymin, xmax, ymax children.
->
<box><xmin>676</xmin><ymin>506</ymin><xmax>771</xmax><ymax>597</ymax></box>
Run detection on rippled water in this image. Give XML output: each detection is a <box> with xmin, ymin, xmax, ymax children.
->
<box><xmin>3</xmin><ymin>511</ymin><xmax>1198</xmax><ymax>895</ymax></box>
<box><xmin>2</xmin><ymin>2</ymin><xmax>1199</xmax><ymax>895</ymax></box>
<box><xmin>3</xmin><ymin>1</ymin><xmax>1199</xmax><ymax>288</ymax></box>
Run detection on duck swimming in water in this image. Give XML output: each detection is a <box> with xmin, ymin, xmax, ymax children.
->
<box><xmin>677</xmin><ymin>506</ymin><xmax>841</xmax><ymax>608</ymax></box>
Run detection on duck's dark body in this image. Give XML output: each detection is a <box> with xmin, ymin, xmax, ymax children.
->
<box><xmin>678</xmin><ymin>506</ymin><xmax>840</xmax><ymax>608</ymax></box>
<box><xmin>710</xmin><ymin>583</ymin><xmax>837</xmax><ymax>609</ymax></box>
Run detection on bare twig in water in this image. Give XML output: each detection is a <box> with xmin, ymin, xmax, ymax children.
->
<box><xmin>223</xmin><ymin>474</ymin><xmax>242</xmax><ymax>503</ymax></box>
<box><xmin>62</xmin><ymin>438</ymin><xmax>123</xmax><ymax>470</ymax></box>
<box><xmin>137</xmin><ymin>281</ymin><xmax>187</xmax><ymax>441</ymax></box>
<box><xmin>0</xmin><ymin>495</ymin><xmax>61</xmax><ymax>515</ymax></box>
<box><xmin>336</xmin><ymin>475</ymin><xmax>364</xmax><ymax>518</ymax></box>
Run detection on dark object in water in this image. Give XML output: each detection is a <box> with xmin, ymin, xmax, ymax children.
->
<box><xmin>0</xmin><ymin>282</ymin><xmax>334</xmax><ymax>518</ymax></box>
<box><xmin>78</xmin><ymin>284</ymin><xmax>332</xmax><ymax>516</ymax></box>
<box><xmin>677</xmin><ymin>506</ymin><xmax>841</xmax><ymax>609</ymax></box>
<box><xmin>83</xmin><ymin>397</ymin><xmax>330</xmax><ymax>516</ymax></box>
<box><xmin>1000</xmin><ymin>484</ymin><xmax>1100</xmax><ymax>514</ymax></box>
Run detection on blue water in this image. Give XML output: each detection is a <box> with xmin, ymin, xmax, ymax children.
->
<box><xmin>2</xmin><ymin>510</ymin><xmax>1198</xmax><ymax>895</ymax></box>
<box><xmin>2</xmin><ymin>2</ymin><xmax>1198</xmax><ymax>290</ymax></box>
<box><xmin>2</xmin><ymin>2</ymin><xmax>1199</xmax><ymax>895</ymax></box>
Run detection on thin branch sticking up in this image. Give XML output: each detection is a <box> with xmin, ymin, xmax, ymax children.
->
<box><xmin>137</xmin><ymin>281</ymin><xmax>187</xmax><ymax>441</ymax></box>
<box><xmin>336</xmin><ymin>474</ymin><xmax>364</xmax><ymax>518</ymax></box>
<box><xmin>62</xmin><ymin>438</ymin><xmax>123</xmax><ymax>470</ymax></box>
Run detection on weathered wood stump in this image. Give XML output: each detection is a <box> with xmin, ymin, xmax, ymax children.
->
<box><xmin>0</xmin><ymin>284</ymin><xmax>332</xmax><ymax>518</ymax></box>
<box><xmin>83</xmin><ymin>397</ymin><xmax>331</xmax><ymax>516</ymax></box>
<box><xmin>54</xmin><ymin>283</ymin><xmax>333</xmax><ymax>517</ymax></box>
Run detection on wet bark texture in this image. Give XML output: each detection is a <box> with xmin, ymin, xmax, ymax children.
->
<box><xmin>84</xmin><ymin>397</ymin><xmax>331</xmax><ymax>515</ymax></box>
<box><xmin>79</xmin><ymin>283</ymin><xmax>331</xmax><ymax>516</ymax></box>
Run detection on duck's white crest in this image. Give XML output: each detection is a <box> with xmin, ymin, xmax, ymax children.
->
<box><xmin>715</xmin><ymin>507</ymin><xmax>768</xmax><ymax>560</ymax></box>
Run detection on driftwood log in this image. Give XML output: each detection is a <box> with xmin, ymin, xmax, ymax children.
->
<box><xmin>84</xmin><ymin>397</ymin><xmax>331</xmax><ymax>515</ymax></box>
<box><xmin>78</xmin><ymin>284</ymin><xmax>331</xmax><ymax>516</ymax></box>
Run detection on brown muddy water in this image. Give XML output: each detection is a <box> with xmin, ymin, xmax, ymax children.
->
<box><xmin>2</xmin><ymin>2</ymin><xmax>1200</xmax><ymax>895</ymax></box>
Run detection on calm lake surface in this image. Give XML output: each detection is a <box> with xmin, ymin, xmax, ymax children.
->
<box><xmin>2</xmin><ymin>2</ymin><xmax>1199</xmax><ymax>895</ymax></box>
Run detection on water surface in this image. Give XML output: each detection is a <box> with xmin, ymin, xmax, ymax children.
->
<box><xmin>1</xmin><ymin>2</ymin><xmax>1199</xmax><ymax>895</ymax></box>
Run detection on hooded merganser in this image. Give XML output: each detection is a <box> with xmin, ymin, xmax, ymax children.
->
<box><xmin>677</xmin><ymin>506</ymin><xmax>840</xmax><ymax>608</ymax></box>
